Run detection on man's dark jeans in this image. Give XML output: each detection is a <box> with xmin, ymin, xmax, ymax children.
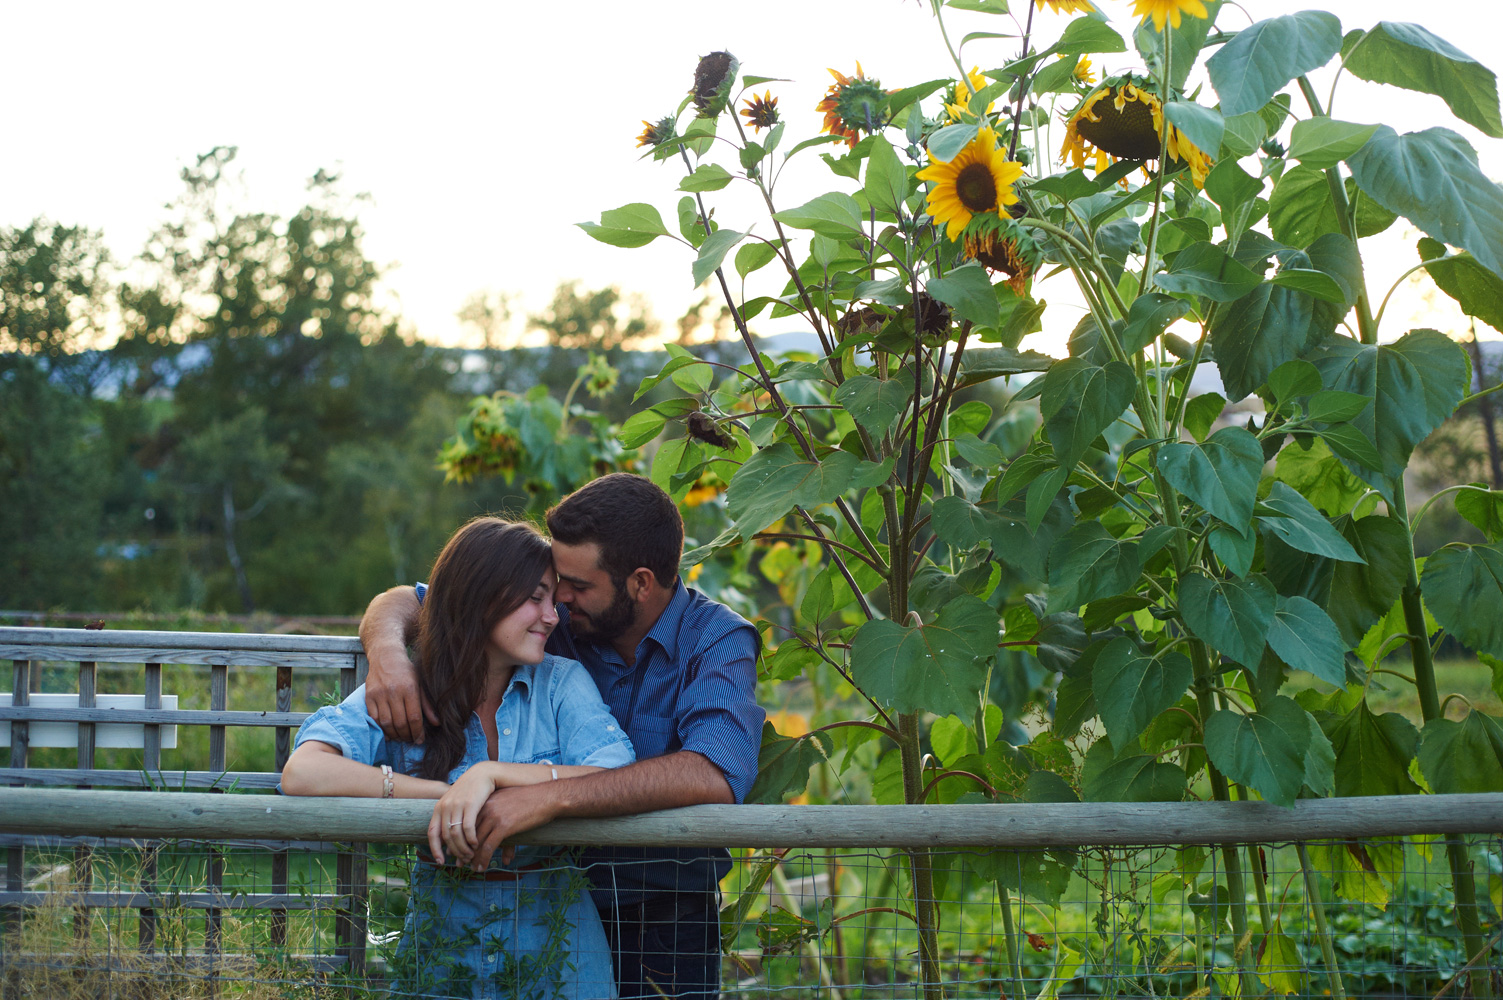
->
<box><xmin>600</xmin><ymin>891</ymin><xmax>720</xmax><ymax>999</ymax></box>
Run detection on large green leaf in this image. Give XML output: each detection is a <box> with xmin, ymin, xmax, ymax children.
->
<box><xmin>692</xmin><ymin>228</ymin><xmax>746</xmax><ymax>285</ymax></box>
<box><xmin>1456</xmin><ymin>485</ymin><xmax>1503</xmax><ymax>541</ymax></box>
<box><xmin>1120</xmin><ymin>293</ymin><xmax>1189</xmax><ymax>355</ymax></box>
<box><xmin>1154</xmin><ymin>241</ymin><xmax>1263</xmax><ymax>302</ymax></box>
<box><xmin>864</xmin><ymin>135</ymin><xmax>910</xmax><ymax>217</ymax></box>
<box><xmin>1287</xmin><ymin>118</ymin><xmax>1380</xmax><ymax>169</ymax></box>
<box><xmin>1267</xmin><ymin>165</ymin><xmax>1340</xmax><ymax>248</ymax></box>
<box><xmin>1308</xmin><ymin>329</ymin><xmax>1471</xmax><ymax>489</ymax></box>
<box><xmin>1345</xmin><ymin>22</ymin><xmax>1503</xmax><ymax>138</ymax></box>
<box><xmin>1347</xmin><ymin>127</ymin><xmax>1503</xmax><ymax>280</ymax></box>
<box><xmin>1164</xmin><ymin>102</ymin><xmax>1224</xmax><ymax>161</ymax></box>
<box><xmin>1324</xmin><ymin>701</ymin><xmax>1421</xmax><ymax>798</ymax></box>
<box><xmin>1328</xmin><ymin>515</ymin><xmax>1411</xmax><ymax>645</ymax></box>
<box><xmin>1045</xmin><ymin>521</ymin><xmax>1139</xmax><ymax>612</ymax></box>
<box><xmin>1206</xmin><ymin>11</ymin><xmax>1343</xmax><ymax>117</ymax></box>
<box><xmin>1157</xmin><ymin>427</ymin><xmax>1264</xmax><ymax>534</ymax></box>
<box><xmin>1081</xmin><ymin>741</ymin><xmax>1187</xmax><ymax>803</ymax></box>
<box><xmin>1055</xmin><ymin>16</ymin><xmax>1129</xmax><ymax>56</ymax></box>
<box><xmin>1134</xmin><ymin>0</ymin><xmax>1221</xmax><ymax>91</ymax></box>
<box><xmin>1257</xmin><ymin>481</ymin><xmax>1363</xmax><ymax>562</ymax></box>
<box><xmin>1040</xmin><ymin>358</ymin><xmax>1136</xmax><ymax>468</ymax></box>
<box><xmin>1419</xmin><ymin>237</ymin><xmax>1503</xmax><ymax>333</ymax></box>
<box><xmin>1274</xmin><ymin>437</ymin><xmax>1366</xmax><ymax>517</ymax></box>
<box><xmin>850</xmin><ymin>593</ymin><xmax>999</xmax><ymax>717</ymax></box>
<box><xmin>931</xmin><ymin>495</ymin><xmax>1001</xmax><ymax>551</ymax></box>
<box><xmin>578</xmin><ymin>202</ymin><xmax>672</xmax><ymax>248</ymax></box>
<box><xmin>746</xmin><ymin>723</ymin><xmax>834</xmax><ymax>803</ymax></box>
<box><xmin>1211</xmin><ymin>283</ymin><xmax>1316</xmax><ymax>401</ymax></box>
<box><xmin>1179</xmin><ymin>572</ymin><xmax>1276</xmax><ymax>667</ymax></box>
<box><xmin>1260</xmin><ymin>929</ymin><xmax>1305</xmax><ymax>996</ymax></box>
<box><xmin>1417</xmin><ymin>711</ymin><xmax>1503</xmax><ymax>794</ymax></box>
<box><xmin>1203</xmin><ymin>696</ymin><xmax>1318</xmax><ymax>806</ymax></box>
<box><xmin>1420</xmin><ymin>542</ymin><xmax>1503</xmax><ymax>659</ymax></box>
<box><xmin>1266</xmin><ymin>595</ymin><xmax>1345</xmax><ymax>687</ymax></box>
<box><xmin>772</xmin><ymin>192</ymin><xmax>866</xmax><ymax>238</ymax></box>
<box><xmin>1092</xmin><ymin>637</ymin><xmax>1194</xmax><ymax>751</ymax></box>
<box><xmin>835</xmin><ymin>374</ymin><xmax>909</xmax><ymax>437</ymax></box>
<box><xmin>927</xmin><ymin>264</ymin><xmax>1001</xmax><ymax>329</ymax></box>
<box><xmin>725</xmin><ymin>443</ymin><xmax>860</xmax><ymax>538</ymax></box>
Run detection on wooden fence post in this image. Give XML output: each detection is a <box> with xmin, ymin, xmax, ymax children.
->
<box><xmin>138</xmin><ymin>662</ymin><xmax>161</xmax><ymax>955</ymax></box>
<box><xmin>271</xmin><ymin>664</ymin><xmax>292</xmax><ymax>950</ymax></box>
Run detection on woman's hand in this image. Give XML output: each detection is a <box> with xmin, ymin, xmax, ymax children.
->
<box><xmin>428</xmin><ymin>762</ymin><xmax>500</xmax><ymax>866</ymax></box>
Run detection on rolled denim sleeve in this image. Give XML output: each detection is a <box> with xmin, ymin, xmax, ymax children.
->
<box><xmin>677</xmin><ymin>625</ymin><xmax>764</xmax><ymax>803</ymax></box>
<box><xmin>293</xmin><ymin>685</ymin><xmax>390</xmax><ymax>767</ymax></box>
<box><xmin>550</xmin><ymin>657</ymin><xmax>636</xmax><ymax>769</ymax></box>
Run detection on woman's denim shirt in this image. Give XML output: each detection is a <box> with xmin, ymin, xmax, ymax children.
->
<box><xmin>292</xmin><ymin>653</ymin><xmax>635</xmax><ymax>867</ymax></box>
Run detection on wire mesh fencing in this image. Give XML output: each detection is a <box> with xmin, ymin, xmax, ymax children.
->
<box><xmin>2</xmin><ymin>829</ymin><xmax>1498</xmax><ymax>1000</ymax></box>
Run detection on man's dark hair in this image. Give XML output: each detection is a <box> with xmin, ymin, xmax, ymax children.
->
<box><xmin>546</xmin><ymin>473</ymin><xmax>683</xmax><ymax>587</ymax></box>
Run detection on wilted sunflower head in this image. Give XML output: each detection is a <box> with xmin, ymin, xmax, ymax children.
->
<box><xmin>911</xmin><ymin>292</ymin><xmax>953</xmax><ymax>342</ymax></box>
<box><xmin>817</xmin><ymin>63</ymin><xmax>885</xmax><ymax>148</ymax></box>
<box><xmin>636</xmin><ymin>116</ymin><xmax>676</xmax><ymax>149</ymax></box>
<box><xmin>691</xmin><ymin>51</ymin><xmax>740</xmax><ymax>118</ymax></box>
<box><xmin>1060</xmin><ymin>76</ymin><xmax>1213</xmax><ymax>187</ymax></box>
<box><xmin>915</xmin><ymin>125</ymin><xmax>1025</xmax><ymax>242</ymax></box>
<box><xmin>962</xmin><ymin>219</ymin><xmax>1042</xmax><ymax>295</ymax></box>
<box><xmin>741</xmin><ymin>90</ymin><xmax>780</xmax><ymax>132</ymax></box>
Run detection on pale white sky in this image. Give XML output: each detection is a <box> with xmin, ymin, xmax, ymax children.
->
<box><xmin>6</xmin><ymin>0</ymin><xmax>1501</xmax><ymax>354</ymax></box>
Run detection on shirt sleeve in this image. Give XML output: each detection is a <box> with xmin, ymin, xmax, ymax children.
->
<box><xmin>293</xmin><ymin>685</ymin><xmax>390</xmax><ymax>767</ymax></box>
<box><xmin>676</xmin><ymin>624</ymin><xmax>765</xmax><ymax>803</ymax></box>
<box><xmin>550</xmin><ymin>658</ymin><xmax>636</xmax><ymax>769</ymax></box>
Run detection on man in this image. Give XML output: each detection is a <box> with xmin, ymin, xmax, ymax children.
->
<box><xmin>359</xmin><ymin>473</ymin><xmax>764</xmax><ymax>999</ymax></box>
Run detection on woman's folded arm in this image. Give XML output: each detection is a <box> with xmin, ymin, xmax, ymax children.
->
<box><xmin>281</xmin><ymin>740</ymin><xmax>449</xmax><ymax>799</ymax></box>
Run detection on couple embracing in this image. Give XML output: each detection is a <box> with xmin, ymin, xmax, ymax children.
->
<box><xmin>282</xmin><ymin>474</ymin><xmax>765</xmax><ymax>999</ymax></box>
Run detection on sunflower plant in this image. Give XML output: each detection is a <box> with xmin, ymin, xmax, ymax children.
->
<box><xmin>582</xmin><ymin>3</ymin><xmax>1503</xmax><ymax>996</ymax></box>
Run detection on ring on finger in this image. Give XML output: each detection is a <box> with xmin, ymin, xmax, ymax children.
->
<box><xmin>448</xmin><ymin>821</ymin><xmax>462</xmax><ymax>827</ymax></box>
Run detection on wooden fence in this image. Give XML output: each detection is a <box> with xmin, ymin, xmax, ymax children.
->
<box><xmin>6</xmin><ymin>625</ymin><xmax>1503</xmax><ymax>987</ymax></box>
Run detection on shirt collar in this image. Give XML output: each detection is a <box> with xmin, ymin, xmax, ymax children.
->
<box><xmin>642</xmin><ymin>579</ymin><xmax>690</xmax><ymax>661</ymax></box>
<box><xmin>503</xmin><ymin>660</ymin><xmax>536</xmax><ymax>696</ymax></box>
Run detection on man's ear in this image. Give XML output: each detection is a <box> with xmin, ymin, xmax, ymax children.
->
<box><xmin>626</xmin><ymin>567</ymin><xmax>658</xmax><ymax>601</ymax></box>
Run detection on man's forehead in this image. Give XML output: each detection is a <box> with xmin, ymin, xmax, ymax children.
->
<box><xmin>551</xmin><ymin>540</ymin><xmax>607</xmax><ymax>579</ymax></box>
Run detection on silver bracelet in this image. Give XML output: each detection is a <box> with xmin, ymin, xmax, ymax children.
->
<box><xmin>380</xmin><ymin>764</ymin><xmax>395</xmax><ymax>799</ymax></box>
<box><xmin>551</xmin><ymin>766</ymin><xmax>559</xmax><ymax>781</ymax></box>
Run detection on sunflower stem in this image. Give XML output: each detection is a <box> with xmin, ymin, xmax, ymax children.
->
<box><xmin>1137</xmin><ymin>23</ymin><xmax>1175</xmax><ymax>299</ymax></box>
<box><xmin>1006</xmin><ymin>0</ymin><xmax>1038</xmax><ymax>159</ymax></box>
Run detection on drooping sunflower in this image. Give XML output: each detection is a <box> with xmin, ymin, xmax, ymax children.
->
<box><xmin>945</xmin><ymin>66</ymin><xmax>994</xmax><ymax>123</ymax></box>
<box><xmin>816</xmin><ymin>63</ymin><xmax>886</xmax><ymax>148</ymax></box>
<box><xmin>1060</xmin><ymin>77</ymin><xmax>1213</xmax><ymax>187</ymax></box>
<box><xmin>916</xmin><ymin>126</ymin><xmax>1025</xmax><ymax>241</ymax></box>
<box><xmin>1131</xmin><ymin>0</ymin><xmax>1209</xmax><ymax>32</ymax></box>
<box><xmin>963</xmin><ymin>220</ymin><xmax>1043</xmax><ymax>295</ymax></box>
<box><xmin>741</xmin><ymin>90</ymin><xmax>779</xmax><ymax>132</ymax></box>
<box><xmin>690</xmin><ymin>51</ymin><xmax>740</xmax><ymax>118</ymax></box>
<box><xmin>636</xmin><ymin>116</ymin><xmax>676</xmax><ymax>149</ymax></box>
<box><xmin>1035</xmin><ymin>0</ymin><xmax>1097</xmax><ymax>12</ymax></box>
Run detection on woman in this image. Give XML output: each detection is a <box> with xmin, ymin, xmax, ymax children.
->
<box><xmin>282</xmin><ymin>516</ymin><xmax>634</xmax><ymax>1000</ymax></box>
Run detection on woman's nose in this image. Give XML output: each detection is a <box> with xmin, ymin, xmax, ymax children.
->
<box><xmin>542</xmin><ymin>601</ymin><xmax>559</xmax><ymax>626</ymax></box>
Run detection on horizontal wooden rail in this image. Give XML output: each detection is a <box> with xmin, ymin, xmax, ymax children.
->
<box><xmin>0</xmin><ymin>626</ymin><xmax>362</xmax><ymax>653</ymax></box>
<box><xmin>2</xmin><ymin>789</ymin><xmax>1502</xmax><ymax>848</ymax></box>
<box><xmin>0</xmin><ymin>768</ymin><xmax>283</xmax><ymax>790</ymax></box>
<box><xmin>0</xmin><ymin>707</ymin><xmax>308</xmax><ymax>728</ymax></box>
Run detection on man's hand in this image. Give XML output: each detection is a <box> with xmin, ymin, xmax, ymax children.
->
<box><xmin>359</xmin><ymin>586</ymin><xmax>436</xmax><ymax>743</ymax></box>
<box><xmin>470</xmin><ymin>782</ymin><xmax>559</xmax><ymax>869</ymax></box>
<box><xmin>467</xmin><ymin>750</ymin><xmax>733</xmax><ymax>870</ymax></box>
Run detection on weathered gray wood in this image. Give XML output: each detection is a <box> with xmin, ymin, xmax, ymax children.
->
<box><xmin>0</xmin><ymin>833</ymin><xmax>350</xmax><ymax>852</ymax></box>
<box><xmin>0</xmin><ymin>706</ymin><xmax>309</xmax><ymax>727</ymax></box>
<box><xmin>0</xmin><ymin>768</ymin><xmax>281</xmax><ymax>789</ymax></box>
<box><xmin>0</xmin><ymin>642</ymin><xmax>356</xmax><ymax>670</ymax></box>
<box><xmin>0</xmin><ymin>626</ymin><xmax>362</xmax><ymax>654</ymax></box>
<box><xmin>3</xmin><ymin>789</ymin><xmax>1503</xmax><ymax>847</ymax></box>
<box><xmin>206</xmin><ymin>662</ymin><xmax>227</xmax><ymax>961</ymax></box>
<box><xmin>5</xmin><ymin>661</ymin><xmax>28</xmax><ymax>955</ymax></box>
<box><xmin>75</xmin><ymin>662</ymin><xmax>96</xmax><ymax>780</ymax></box>
<box><xmin>139</xmin><ymin>663</ymin><xmax>161</xmax><ymax>956</ymax></box>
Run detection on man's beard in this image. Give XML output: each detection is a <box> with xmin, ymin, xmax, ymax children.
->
<box><xmin>569</xmin><ymin>582</ymin><xmax>637</xmax><ymax>642</ymax></box>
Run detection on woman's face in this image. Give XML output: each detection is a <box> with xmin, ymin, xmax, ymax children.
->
<box><xmin>486</xmin><ymin>567</ymin><xmax>559</xmax><ymax>667</ymax></box>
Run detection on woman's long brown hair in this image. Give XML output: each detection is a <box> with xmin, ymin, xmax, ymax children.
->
<box><xmin>413</xmin><ymin>517</ymin><xmax>552</xmax><ymax>781</ymax></box>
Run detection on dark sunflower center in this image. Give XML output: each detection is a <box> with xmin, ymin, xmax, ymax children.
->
<box><xmin>955</xmin><ymin>163</ymin><xmax>998</xmax><ymax>213</ymax></box>
<box><xmin>1077</xmin><ymin>89</ymin><xmax>1162</xmax><ymax>160</ymax></box>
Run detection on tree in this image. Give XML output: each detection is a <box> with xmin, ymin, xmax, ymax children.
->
<box><xmin>528</xmin><ymin>280</ymin><xmax>657</xmax><ymax>350</ymax></box>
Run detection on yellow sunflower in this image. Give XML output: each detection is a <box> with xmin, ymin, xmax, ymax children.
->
<box><xmin>1036</xmin><ymin>0</ymin><xmax>1097</xmax><ymax>12</ymax></box>
<box><xmin>945</xmin><ymin>66</ymin><xmax>994</xmax><ymax>123</ymax></box>
<box><xmin>816</xmin><ymin>63</ymin><xmax>886</xmax><ymax>148</ymax></box>
<box><xmin>1131</xmin><ymin>0</ymin><xmax>1209</xmax><ymax>32</ymax></box>
<box><xmin>1073</xmin><ymin>55</ymin><xmax>1095</xmax><ymax>85</ymax></box>
<box><xmin>1060</xmin><ymin>80</ymin><xmax>1213</xmax><ymax>188</ymax></box>
<box><xmin>916</xmin><ymin>126</ymin><xmax>1025</xmax><ymax>242</ymax></box>
<box><xmin>636</xmin><ymin>116</ymin><xmax>675</xmax><ymax>149</ymax></box>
